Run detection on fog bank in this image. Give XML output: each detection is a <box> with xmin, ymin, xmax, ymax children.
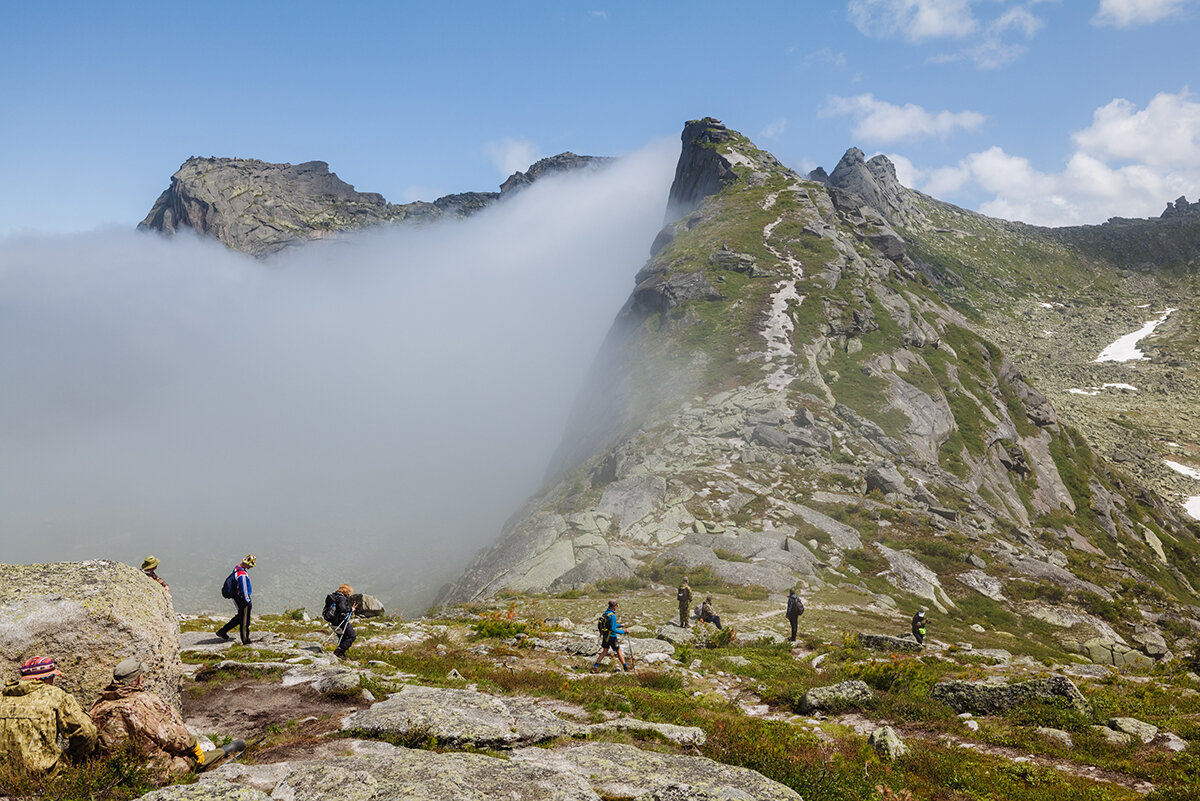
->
<box><xmin>0</xmin><ymin>140</ymin><xmax>678</xmax><ymax>614</ymax></box>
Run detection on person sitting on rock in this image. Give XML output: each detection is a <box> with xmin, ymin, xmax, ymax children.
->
<box><xmin>140</xmin><ymin>556</ymin><xmax>168</xmax><ymax>592</ymax></box>
<box><xmin>323</xmin><ymin>583</ymin><xmax>358</xmax><ymax>659</ymax></box>
<box><xmin>591</xmin><ymin>600</ymin><xmax>628</xmax><ymax>672</ymax></box>
<box><xmin>676</xmin><ymin>577</ymin><xmax>692</xmax><ymax>628</ymax></box>
<box><xmin>699</xmin><ymin>596</ymin><xmax>722</xmax><ymax>629</ymax></box>
<box><xmin>87</xmin><ymin>658</ymin><xmax>210</xmax><ymax>784</ymax></box>
<box><xmin>0</xmin><ymin>656</ymin><xmax>96</xmax><ymax>776</ymax></box>
<box><xmin>911</xmin><ymin>609</ymin><xmax>927</xmax><ymax>645</ymax></box>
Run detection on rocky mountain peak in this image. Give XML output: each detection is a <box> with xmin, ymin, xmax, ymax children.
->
<box><xmin>139</xmin><ymin>152</ymin><xmax>611</xmax><ymax>257</ymax></box>
<box><xmin>821</xmin><ymin>147</ymin><xmax>916</xmax><ymax>225</ymax></box>
<box><xmin>499</xmin><ymin>152</ymin><xmax>613</xmax><ymax>195</ymax></box>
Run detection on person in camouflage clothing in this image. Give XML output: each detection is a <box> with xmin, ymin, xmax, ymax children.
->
<box><xmin>87</xmin><ymin>659</ymin><xmax>204</xmax><ymax>783</ymax></box>
<box><xmin>0</xmin><ymin>656</ymin><xmax>97</xmax><ymax>776</ymax></box>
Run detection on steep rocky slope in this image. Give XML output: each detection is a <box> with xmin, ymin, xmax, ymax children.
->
<box><xmin>442</xmin><ymin>119</ymin><xmax>1200</xmax><ymax>670</ymax></box>
<box><xmin>139</xmin><ymin>153</ymin><xmax>610</xmax><ymax>257</ymax></box>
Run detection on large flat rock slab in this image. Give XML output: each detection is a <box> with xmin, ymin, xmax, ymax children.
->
<box><xmin>512</xmin><ymin>741</ymin><xmax>803</xmax><ymax>801</ymax></box>
<box><xmin>148</xmin><ymin>746</ymin><xmax>601</xmax><ymax>801</ymax></box>
<box><xmin>343</xmin><ymin>685</ymin><xmax>586</xmax><ymax>748</ymax></box>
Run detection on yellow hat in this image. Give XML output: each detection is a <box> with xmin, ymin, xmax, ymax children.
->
<box><xmin>242</xmin><ymin>554</ymin><xmax>256</xmax><ymax>568</ymax></box>
<box><xmin>141</xmin><ymin>556</ymin><xmax>159</xmax><ymax>570</ymax></box>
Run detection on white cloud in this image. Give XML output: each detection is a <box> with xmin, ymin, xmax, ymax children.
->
<box><xmin>822</xmin><ymin>94</ymin><xmax>986</xmax><ymax>143</ymax></box>
<box><xmin>589</xmin><ymin>10</ymin><xmax>608</xmax><ymax>21</ymax></box>
<box><xmin>849</xmin><ymin>1</ymin><xmax>1050</xmax><ymax>69</ymax></box>
<box><xmin>848</xmin><ymin>0</ymin><xmax>979</xmax><ymax>42</ymax></box>
<box><xmin>761</xmin><ymin>118</ymin><xmax>788</xmax><ymax>141</ymax></box>
<box><xmin>1072</xmin><ymin>91</ymin><xmax>1200</xmax><ymax>167</ymax></box>
<box><xmin>485</xmin><ymin>138</ymin><xmax>541</xmax><ymax>177</ymax></box>
<box><xmin>1093</xmin><ymin>0</ymin><xmax>1192</xmax><ymax>28</ymax></box>
<box><xmin>909</xmin><ymin>91</ymin><xmax>1200</xmax><ymax>225</ymax></box>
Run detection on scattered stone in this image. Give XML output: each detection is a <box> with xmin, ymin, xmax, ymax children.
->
<box><xmin>281</xmin><ymin>664</ymin><xmax>363</xmax><ymax>696</ymax></box>
<box><xmin>1154</xmin><ymin>731</ymin><xmax>1189</xmax><ymax>752</ymax></box>
<box><xmin>1093</xmin><ymin>725</ymin><xmax>1134</xmax><ymax>747</ymax></box>
<box><xmin>857</xmin><ymin>633</ymin><xmax>922</xmax><ymax>653</ymax></box>
<box><xmin>721</xmin><ymin>656</ymin><xmax>752</xmax><ymax>667</ymax></box>
<box><xmin>930</xmin><ymin>676</ymin><xmax>1092</xmax><ymax>716</ymax></box>
<box><xmin>1037</xmin><ymin>727</ymin><xmax>1074</xmax><ymax>748</ymax></box>
<box><xmin>591</xmin><ymin>718</ymin><xmax>707</xmax><ymax>747</ymax></box>
<box><xmin>1108</xmin><ymin>717</ymin><xmax>1159</xmax><ymax>744</ymax></box>
<box><xmin>868</xmin><ymin>726</ymin><xmax>908</xmax><ymax>760</ymax></box>
<box><xmin>348</xmin><ymin>593</ymin><xmax>385</xmax><ymax>617</ymax></box>
<box><xmin>797</xmin><ymin>680</ymin><xmax>873</xmax><ymax>714</ymax></box>
<box><xmin>657</xmin><ymin>623</ymin><xmax>694</xmax><ymax>645</ymax></box>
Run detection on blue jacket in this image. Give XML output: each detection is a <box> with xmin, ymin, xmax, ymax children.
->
<box><xmin>234</xmin><ymin>565</ymin><xmax>252</xmax><ymax>602</ymax></box>
<box><xmin>602</xmin><ymin>608</ymin><xmax>624</xmax><ymax>637</ymax></box>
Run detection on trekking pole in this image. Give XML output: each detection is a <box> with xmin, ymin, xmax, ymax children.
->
<box><xmin>324</xmin><ymin>612</ymin><xmax>352</xmax><ymax>644</ymax></box>
<box><xmin>623</xmin><ymin>634</ymin><xmax>635</xmax><ymax>670</ymax></box>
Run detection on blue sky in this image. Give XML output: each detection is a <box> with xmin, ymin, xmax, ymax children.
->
<box><xmin>1</xmin><ymin>0</ymin><xmax>1197</xmax><ymax>234</ymax></box>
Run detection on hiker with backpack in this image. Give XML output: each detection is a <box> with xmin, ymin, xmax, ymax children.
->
<box><xmin>912</xmin><ymin>609</ymin><xmax>928</xmax><ymax>645</ymax></box>
<box><xmin>323</xmin><ymin>583</ymin><xmax>358</xmax><ymax>659</ymax></box>
<box><xmin>785</xmin><ymin>587</ymin><xmax>804</xmax><ymax>642</ymax></box>
<box><xmin>591</xmin><ymin>600</ymin><xmax>628</xmax><ymax>673</ymax></box>
<box><xmin>216</xmin><ymin>555</ymin><xmax>255</xmax><ymax>645</ymax></box>
<box><xmin>676</xmin><ymin>576</ymin><xmax>691</xmax><ymax>628</ymax></box>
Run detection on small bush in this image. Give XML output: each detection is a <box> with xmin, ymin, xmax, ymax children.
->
<box><xmin>713</xmin><ymin>548</ymin><xmax>751</xmax><ymax>563</ymax></box>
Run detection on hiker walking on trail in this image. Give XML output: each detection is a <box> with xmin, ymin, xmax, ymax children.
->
<box><xmin>88</xmin><ymin>658</ymin><xmax>217</xmax><ymax>783</ymax></box>
<box><xmin>0</xmin><ymin>656</ymin><xmax>96</xmax><ymax>776</ymax></box>
<box><xmin>324</xmin><ymin>583</ymin><xmax>358</xmax><ymax>659</ymax></box>
<box><xmin>785</xmin><ymin>588</ymin><xmax>804</xmax><ymax>642</ymax></box>
<box><xmin>911</xmin><ymin>609</ymin><xmax>927</xmax><ymax>645</ymax></box>
<box><xmin>591</xmin><ymin>600</ymin><xmax>628</xmax><ymax>672</ymax></box>
<box><xmin>216</xmin><ymin>554</ymin><xmax>255</xmax><ymax>645</ymax></box>
<box><xmin>676</xmin><ymin>577</ymin><xmax>692</xmax><ymax>628</ymax></box>
<box><xmin>699</xmin><ymin>596</ymin><xmax>722</xmax><ymax>629</ymax></box>
<box><xmin>141</xmin><ymin>556</ymin><xmax>168</xmax><ymax>592</ymax></box>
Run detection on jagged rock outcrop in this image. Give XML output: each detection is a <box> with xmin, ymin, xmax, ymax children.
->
<box><xmin>139</xmin><ymin>153</ymin><xmax>610</xmax><ymax>257</ymax></box>
<box><xmin>797</xmin><ymin>680</ymin><xmax>874</xmax><ymax>714</ymax></box>
<box><xmin>0</xmin><ymin>560</ymin><xmax>183</xmax><ymax>711</ymax></box>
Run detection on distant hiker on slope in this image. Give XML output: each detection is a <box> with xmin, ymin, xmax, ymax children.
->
<box><xmin>88</xmin><ymin>658</ymin><xmax>220</xmax><ymax>783</ymax></box>
<box><xmin>912</xmin><ymin>609</ymin><xmax>927</xmax><ymax>645</ymax></box>
<box><xmin>676</xmin><ymin>576</ymin><xmax>692</xmax><ymax>628</ymax></box>
<box><xmin>0</xmin><ymin>657</ymin><xmax>96</xmax><ymax>776</ymax></box>
<box><xmin>785</xmin><ymin>587</ymin><xmax>804</xmax><ymax>642</ymax></box>
<box><xmin>141</xmin><ymin>556</ymin><xmax>168</xmax><ymax>592</ymax></box>
<box><xmin>216</xmin><ymin>554</ymin><xmax>255</xmax><ymax>645</ymax></box>
<box><xmin>591</xmin><ymin>600</ymin><xmax>628</xmax><ymax>672</ymax></box>
<box><xmin>323</xmin><ymin>583</ymin><xmax>358</xmax><ymax>659</ymax></box>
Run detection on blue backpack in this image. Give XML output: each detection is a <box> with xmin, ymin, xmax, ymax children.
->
<box><xmin>221</xmin><ymin>570</ymin><xmax>239</xmax><ymax>599</ymax></box>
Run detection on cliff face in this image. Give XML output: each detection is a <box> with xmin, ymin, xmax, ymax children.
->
<box><xmin>139</xmin><ymin>154</ymin><xmax>612</xmax><ymax>257</ymax></box>
<box><xmin>442</xmin><ymin>119</ymin><xmax>1200</xmax><ymax>665</ymax></box>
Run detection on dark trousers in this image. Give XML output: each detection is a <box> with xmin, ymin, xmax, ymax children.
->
<box><xmin>788</xmin><ymin>615</ymin><xmax>798</xmax><ymax>641</ymax></box>
<box><xmin>218</xmin><ymin>598</ymin><xmax>251</xmax><ymax>644</ymax></box>
<box><xmin>334</xmin><ymin>620</ymin><xmax>357</xmax><ymax>655</ymax></box>
<box><xmin>703</xmin><ymin>614</ymin><xmax>722</xmax><ymax>630</ymax></box>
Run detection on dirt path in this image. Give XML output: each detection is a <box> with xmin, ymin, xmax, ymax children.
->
<box><xmin>184</xmin><ymin>676</ymin><xmax>367</xmax><ymax>741</ymax></box>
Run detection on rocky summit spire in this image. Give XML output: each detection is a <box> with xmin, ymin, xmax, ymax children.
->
<box><xmin>823</xmin><ymin>147</ymin><xmax>916</xmax><ymax>225</ymax></box>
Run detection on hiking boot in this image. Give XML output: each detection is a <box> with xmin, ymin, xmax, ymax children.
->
<box><xmin>332</xmin><ymin>650</ymin><xmax>345</xmax><ymax>659</ymax></box>
<box><xmin>589</xmin><ymin>665</ymin><xmax>602</xmax><ymax>674</ymax></box>
<box><xmin>215</xmin><ymin>630</ymin><xmax>231</xmax><ymax>641</ymax></box>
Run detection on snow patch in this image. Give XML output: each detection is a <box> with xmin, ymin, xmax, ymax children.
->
<box><xmin>1067</xmin><ymin>388</ymin><xmax>1100</xmax><ymax>396</ymax></box>
<box><xmin>1165</xmin><ymin>460</ymin><xmax>1200</xmax><ymax>481</ymax></box>
<box><xmin>1094</xmin><ymin>308</ymin><xmax>1177</xmax><ymax>363</ymax></box>
<box><xmin>1186</xmin><ymin>497</ymin><xmax>1200</xmax><ymax>521</ymax></box>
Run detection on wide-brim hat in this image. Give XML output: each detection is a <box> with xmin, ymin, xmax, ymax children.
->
<box><xmin>141</xmin><ymin>556</ymin><xmax>159</xmax><ymax>570</ymax></box>
<box><xmin>19</xmin><ymin>657</ymin><xmax>61</xmax><ymax>680</ymax></box>
<box><xmin>114</xmin><ymin>658</ymin><xmax>146</xmax><ymax>683</ymax></box>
